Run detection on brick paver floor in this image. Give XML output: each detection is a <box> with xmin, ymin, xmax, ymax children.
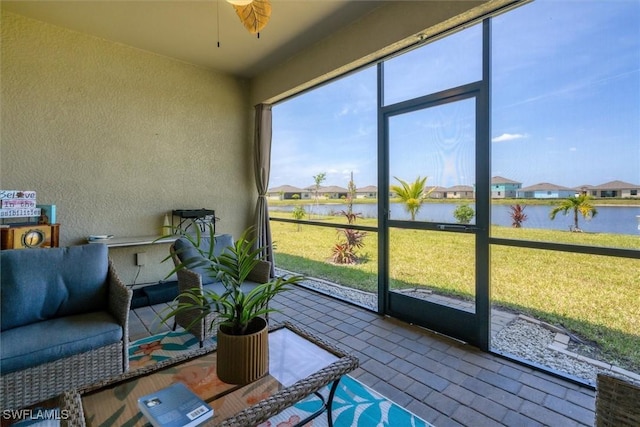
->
<box><xmin>130</xmin><ymin>285</ymin><xmax>596</xmax><ymax>426</ymax></box>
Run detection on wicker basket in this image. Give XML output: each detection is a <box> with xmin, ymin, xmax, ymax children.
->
<box><xmin>217</xmin><ymin>317</ymin><xmax>269</xmax><ymax>385</ymax></box>
<box><xmin>595</xmin><ymin>373</ymin><xmax>640</xmax><ymax>427</ymax></box>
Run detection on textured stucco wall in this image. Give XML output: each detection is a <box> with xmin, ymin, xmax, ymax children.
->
<box><xmin>1</xmin><ymin>12</ymin><xmax>255</xmax><ymax>284</ymax></box>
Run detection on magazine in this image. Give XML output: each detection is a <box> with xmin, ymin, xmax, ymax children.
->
<box><xmin>137</xmin><ymin>382</ymin><xmax>213</xmax><ymax>427</ymax></box>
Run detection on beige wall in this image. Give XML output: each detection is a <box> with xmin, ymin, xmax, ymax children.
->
<box><xmin>1</xmin><ymin>0</ymin><xmax>515</xmax><ymax>285</ymax></box>
<box><xmin>1</xmin><ymin>12</ymin><xmax>256</xmax><ymax>284</ymax></box>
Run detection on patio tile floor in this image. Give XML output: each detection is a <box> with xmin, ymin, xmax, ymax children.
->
<box><xmin>130</xmin><ymin>285</ymin><xmax>596</xmax><ymax>426</ymax></box>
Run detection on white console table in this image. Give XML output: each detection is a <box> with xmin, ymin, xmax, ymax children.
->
<box><xmin>88</xmin><ymin>235</ymin><xmax>178</xmax><ymax>248</ymax></box>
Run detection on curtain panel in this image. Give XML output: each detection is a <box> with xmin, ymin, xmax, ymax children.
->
<box><xmin>253</xmin><ymin>104</ymin><xmax>275</xmax><ymax>276</ymax></box>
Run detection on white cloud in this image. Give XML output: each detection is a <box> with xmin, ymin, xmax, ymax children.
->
<box><xmin>492</xmin><ymin>133</ymin><xmax>525</xmax><ymax>143</ymax></box>
<box><xmin>335</xmin><ymin>106</ymin><xmax>350</xmax><ymax>117</ymax></box>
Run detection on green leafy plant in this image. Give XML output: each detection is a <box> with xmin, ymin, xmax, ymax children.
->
<box><xmin>292</xmin><ymin>205</ymin><xmax>306</xmax><ymax>231</ymax></box>
<box><xmin>340</xmin><ymin>171</ymin><xmax>361</xmax><ymax>225</ymax></box>
<box><xmin>331</xmin><ymin>243</ymin><xmax>357</xmax><ymax>264</ymax></box>
<box><xmin>550</xmin><ymin>194</ymin><xmax>598</xmax><ymax>232</ymax></box>
<box><xmin>346</xmin><ymin>172</ymin><xmax>357</xmax><ymax>219</ymax></box>
<box><xmin>163</xmin><ymin>226</ymin><xmax>303</xmax><ymax>335</ymax></box>
<box><xmin>331</xmin><ymin>228</ymin><xmax>367</xmax><ymax>264</ymax></box>
<box><xmin>390</xmin><ymin>176</ymin><xmax>435</xmax><ymax>220</ymax></box>
<box><xmin>341</xmin><ymin>228</ymin><xmax>367</xmax><ymax>250</ymax></box>
<box><xmin>509</xmin><ymin>204</ymin><xmax>528</xmax><ymax>228</ymax></box>
<box><xmin>331</xmin><ymin>172</ymin><xmax>367</xmax><ymax>264</ymax></box>
<box><xmin>312</xmin><ymin>172</ymin><xmax>326</xmax><ymax>218</ymax></box>
<box><xmin>340</xmin><ymin>211</ymin><xmax>362</xmax><ymax>225</ymax></box>
<box><xmin>453</xmin><ymin>204</ymin><xmax>475</xmax><ymax>224</ymax></box>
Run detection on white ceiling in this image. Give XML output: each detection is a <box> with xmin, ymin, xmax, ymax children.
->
<box><xmin>2</xmin><ymin>0</ymin><xmax>384</xmax><ymax>78</ymax></box>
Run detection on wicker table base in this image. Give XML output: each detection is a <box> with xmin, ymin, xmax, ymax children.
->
<box><xmin>60</xmin><ymin>322</ymin><xmax>359</xmax><ymax>427</ymax></box>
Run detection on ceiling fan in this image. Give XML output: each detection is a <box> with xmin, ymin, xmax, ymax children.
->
<box><xmin>226</xmin><ymin>0</ymin><xmax>272</xmax><ymax>35</ymax></box>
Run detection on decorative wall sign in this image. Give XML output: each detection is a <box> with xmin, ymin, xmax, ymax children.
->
<box><xmin>0</xmin><ymin>190</ymin><xmax>40</xmax><ymax>219</ymax></box>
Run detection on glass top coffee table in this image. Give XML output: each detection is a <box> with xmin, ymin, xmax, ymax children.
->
<box><xmin>60</xmin><ymin>322</ymin><xmax>359</xmax><ymax>427</ymax></box>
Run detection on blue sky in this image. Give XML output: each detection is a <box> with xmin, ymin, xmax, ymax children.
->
<box><xmin>271</xmin><ymin>0</ymin><xmax>639</xmax><ymax>190</ymax></box>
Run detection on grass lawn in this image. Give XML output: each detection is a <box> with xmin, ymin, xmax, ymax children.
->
<box><xmin>269</xmin><ymin>213</ymin><xmax>640</xmax><ymax>373</ymax></box>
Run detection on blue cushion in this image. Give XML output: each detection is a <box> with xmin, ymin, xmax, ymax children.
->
<box><xmin>174</xmin><ymin>234</ymin><xmax>234</xmax><ymax>285</ymax></box>
<box><xmin>0</xmin><ymin>311</ymin><xmax>123</xmax><ymax>373</ymax></box>
<box><xmin>200</xmin><ymin>281</ymin><xmax>262</xmax><ymax>311</ymax></box>
<box><xmin>202</xmin><ymin>280</ymin><xmax>261</xmax><ymax>296</ymax></box>
<box><xmin>0</xmin><ymin>244</ymin><xmax>109</xmax><ymax>331</ymax></box>
<box><xmin>202</xmin><ymin>282</ymin><xmax>226</xmax><ymax>295</ymax></box>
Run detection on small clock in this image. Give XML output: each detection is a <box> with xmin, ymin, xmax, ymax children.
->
<box><xmin>0</xmin><ymin>224</ymin><xmax>59</xmax><ymax>250</ymax></box>
<box><xmin>22</xmin><ymin>229</ymin><xmax>46</xmax><ymax>248</ymax></box>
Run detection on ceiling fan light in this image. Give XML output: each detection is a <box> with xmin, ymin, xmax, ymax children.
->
<box><xmin>227</xmin><ymin>0</ymin><xmax>253</xmax><ymax>5</ymax></box>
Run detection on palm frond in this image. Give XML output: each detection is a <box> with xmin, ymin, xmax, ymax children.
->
<box><xmin>161</xmin><ymin>224</ymin><xmax>305</xmax><ymax>335</ymax></box>
<box><xmin>391</xmin><ymin>176</ymin><xmax>430</xmax><ymax>220</ymax></box>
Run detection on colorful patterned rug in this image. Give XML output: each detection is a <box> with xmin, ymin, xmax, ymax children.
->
<box><xmin>130</xmin><ymin>330</ymin><xmax>433</xmax><ymax>427</ymax></box>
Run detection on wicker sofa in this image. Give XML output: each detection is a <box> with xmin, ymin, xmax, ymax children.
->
<box><xmin>170</xmin><ymin>234</ymin><xmax>271</xmax><ymax>346</ymax></box>
<box><xmin>0</xmin><ymin>243</ymin><xmax>132</xmax><ymax>410</ymax></box>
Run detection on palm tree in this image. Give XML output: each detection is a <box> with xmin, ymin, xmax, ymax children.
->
<box><xmin>549</xmin><ymin>194</ymin><xmax>598</xmax><ymax>232</ymax></box>
<box><xmin>390</xmin><ymin>176</ymin><xmax>434</xmax><ymax>221</ymax></box>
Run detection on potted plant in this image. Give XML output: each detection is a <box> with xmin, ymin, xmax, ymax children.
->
<box><xmin>161</xmin><ymin>225</ymin><xmax>303</xmax><ymax>384</ymax></box>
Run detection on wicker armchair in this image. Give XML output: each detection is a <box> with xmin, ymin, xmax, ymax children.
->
<box><xmin>1</xmin><ymin>253</ymin><xmax>132</xmax><ymax>410</ymax></box>
<box><xmin>169</xmin><ymin>241</ymin><xmax>271</xmax><ymax>346</ymax></box>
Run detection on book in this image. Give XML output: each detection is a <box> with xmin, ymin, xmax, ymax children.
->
<box><xmin>37</xmin><ymin>204</ymin><xmax>56</xmax><ymax>224</ymax></box>
<box><xmin>0</xmin><ymin>207</ymin><xmax>41</xmax><ymax>219</ymax></box>
<box><xmin>137</xmin><ymin>382</ymin><xmax>213</xmax><ymax>427</ymax></box>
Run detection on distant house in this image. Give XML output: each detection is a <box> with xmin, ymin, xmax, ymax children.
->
<box><xmin>266</xmin><ymin>185</ymin><xmax>309</xmax><ymax>200</ymax></box>
<box><xmin>428</xmin><ymin>186</ymin><xmax>448</xmax><ymax>199</ymax></box>
<box><xmin>325</xmin><ymin>185</ymin><xmax>350</xmax><ymax>199</ymax></box>
<box><xmin>355</xmin><ymin>185</ymin><xmax>377</xmax><ymax>199</ymax></box>
<box><xmin>517</xmin><ymin>183</ymin><xmax>575</xmax><ymax>199</ymax></box>
<box><xmin>575</xmin><ymin>184</ymin><xmax>597</xmax><ymax>198</ymax></box>
<box><xmin>304</xmin><ymin>185</ymin><xmax>349</xmax><ymax>199</ymax></box>
<box><xmin>444</xmin><ymin>185</ymin><xmax>475</xmax><ymax>199</ymax></box>
<box><xmin>591</xmin><ymin>180</ymin><xmax>640</xmax><ymax>198</ymax></box>
<box><xmin>491</xmin><ymin>176</ymin><xmax>522</xmax><ymax>198</ymax></box>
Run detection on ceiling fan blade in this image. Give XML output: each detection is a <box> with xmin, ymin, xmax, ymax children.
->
<box><xmin>232</xmin><ymin>0</ymin><xmax>271</xmax><ymax>34</ymax></box>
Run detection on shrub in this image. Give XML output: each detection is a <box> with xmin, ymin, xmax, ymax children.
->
<box><xmin>331</xmin><ymin>228</ymin><xmax>367</xmax><ymax>264</ymax></box>
<box><xmin>509</xmin><ymin>204</ymin><xmax>528</xmax><ymax>228</ymax></box>
<box><xmin>453</xmin><ymin>204</ymin><xmax>475</xmax><ymax>224</ymax></box>
<box><xmin>331</xmin><ymin>243</ymin><xmax>357</xmax><ymax>264</ymax></box>
<box><xmin>292</xmin><ymin>205</ymin><xmax>306</xmax><ymax>231</ymax></box>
